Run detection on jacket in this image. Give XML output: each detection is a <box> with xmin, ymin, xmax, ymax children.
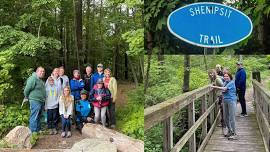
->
<box><xmin>89</xmin><ymin>87</ymin><xmax>111</xmax><ymax>108</ymax></box>
<box><xmin>83</xmin><ymin>74</ymin><xmax>93</xmax><ymax>92</ymax></box>
<box><xmin>24</xmin><ymin>72</ymin><xmax>46</xmax><ymax>103</ymax></box>
<box><xmin>103</xmin><ymin>77</ymin><xmax>117</xmax><ymax>102</ymax></box>
<box><xmin>59</xmin><ymin>95</ymin><xmax>74</xmax><ymax>117</ymax></box>
<box><xmin>235</xmin><ymin>68</ymin><xmax>246</xmax><ymax>90</ymax></box>
<box><xmin>70</xmin><ymin>79</ymin><xmax>85</xmax><ymax>100</ymax></box>
<box><xmin>90</xmin><ymin>72</ymin><xmax>104</xmax><ymax>91</ymax></box>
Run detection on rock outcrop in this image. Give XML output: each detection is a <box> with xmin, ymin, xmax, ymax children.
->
<box><xmin>82</xmin><ymin>124</ymin><xmax>144</xmax><ymax>152</ymax></box>
<box><xmin>4</xmin><ymin>126</ymin><xmax>32</xmax><ymax>149</ymax></box>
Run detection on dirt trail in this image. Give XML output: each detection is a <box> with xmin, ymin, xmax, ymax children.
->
<box><xmin>32</xmin><ymin>81</ymin><xmax>135</xmax><ymax>149</ymax></box>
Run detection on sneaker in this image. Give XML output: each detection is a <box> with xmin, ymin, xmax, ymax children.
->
<box><xmin>110</xmin><ymin>125</ymin><xmax>116</xmax><ymax>129</ymax></box>
<box><xmin>53</xmin><ymin>128</ymin><xmax>57</xmax><ymax>135</ymax></box>
<box><xmin>239</xmin><ymin>114</ymin><xmax>245</xmax><ymax>117</ymax></box>
<box><xmin>224</xmin><ymin>131</ymin><xmax>232</xmax><ymax>137</ymax></box>
<box><xmin>228</xmin><ymin>133</ymin><xmax>237</xmax><ymax>140</ymax></box>
<box><xmin>66</xmin><ymin>131</ymin><xmax>71</xmax><ymax>138</ymax></box>
<box><xmin>49</xmin><ymin>129</ymin><xmax>53</xmax><ymax>135</ymax></box>
<box><xmin>244</xmin><ymin>114</ymin><xmax>248</xmax><ymax>117</ymax></box>
<box><xmin>61</xmin><ymin>132</ymin><xmax>66</xmax><ymax>138</ymax></box>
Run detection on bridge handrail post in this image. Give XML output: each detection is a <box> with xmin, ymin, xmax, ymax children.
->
<box><xmin>188</xmin><ymin>100</ymin><xmax>196</xmax><ymax>152</ymax></box>
<box><xmin>163</xmin><ymin>116</ymin><xmax>173</xmax><ymax>152</ymax></box>
<box><xmin>201</xmin><ymin>94</ymin><xmax>208</xmax><ymax>140</ymax></box>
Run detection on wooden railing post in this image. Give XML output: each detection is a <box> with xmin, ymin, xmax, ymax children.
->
<box><xmin>163</xmin><ymin>116</ymin><xmax>173</xmax><ymax>152</ymax></box>
<box><xmin>213</xmin><ymin>90</ymin><xmax>218</xmax><ymax>118</ymax></box>
<box><xmin>201</xmin><ymin>95</ymin><xmax>208</xmax><ymax>139</ymax></box>
<box><xmin>252</xmin><ymin>71</ymin><xmax>261</xmax><ymax>82</ymax></box>
<box><xmin>209</xmin><ymin>91</ymin><xmax>214</xmax><ymax>126</ymax></box>
<box><xmin>188</xmin><ymin>100</ymin><xmax>196</xmax><ymax>152</ymax></box>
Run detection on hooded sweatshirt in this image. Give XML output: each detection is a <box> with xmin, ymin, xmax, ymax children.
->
<box><xmin>24</xmin><ymin>72</ymin><xmax>46</xmax><ymax>103</ymax></box>
<box><xmin>45</xmin><ymin>84</ymin><xmax>60</xmax><ymax>109</ymax></box>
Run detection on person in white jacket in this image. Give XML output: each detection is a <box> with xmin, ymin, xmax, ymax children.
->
<box><xmin>45</xmin><ymin>76</ymin><xmax>60</xmax><ymax>135</ymax></box>
<box><xmin>59</xmin><ymin>86</ymin><xmax>74</xmax><ymax>138</ymax></box>
<box><xmin>59</xmin><ymin>66</ymin><xmax>69</xmax><ymax>90</ymax></box>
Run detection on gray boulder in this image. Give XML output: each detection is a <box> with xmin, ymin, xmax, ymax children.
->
<box><xmin>4</xmin><ymin>126</ymin><xmax>32</xmax><ymax>149</ymax></box>
<box><xmin>82</xmin><ymin>124</ymin><xmax>144</xmax><ymax>152</ymax></box>
<box><xmin>69</xmin><ymin>138</ymin><xmax>117</xmax><ymax>152</ymax></box>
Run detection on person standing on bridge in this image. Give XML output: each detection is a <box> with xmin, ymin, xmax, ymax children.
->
<box><xmin>216</xmin><ymin>64</ymin><xmax>224</xmax><ymax>77</ymax></box>
<box><xmin>208</xmin><ymin>69</ymin><xmax>225</xmax><ymax>128</ymax></box>
<box><xmin>235</xmin><ymin>61</ymin><xmax>247</xmax><ymax>117</ymax></box>
<box><xmin>24</xmin><ymin>67</ymin><xmax>46</xmax><ymax>133</ymax></box>
<box><xmin>211</xmin><ymin>73</ymin><xmax>237</xmax><ymax>140</ymax></box>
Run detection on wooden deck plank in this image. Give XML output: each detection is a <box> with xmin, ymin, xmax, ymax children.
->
<box><xmin>203</xmin><ymin>98</ymin><xmax>265</xmax><ymax>152</ymax></box>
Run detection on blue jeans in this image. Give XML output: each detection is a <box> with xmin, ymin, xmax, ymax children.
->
<box><xmin>61</xmin><ymin>115</ymin><xmax>71</xmax><ymax>132</ymax></box>
<box><xmin>47</xmin><ymin>108</ymin><xmax>58</xmax><ymax>129</ymax></box>
<box><xmin>223</xmin><ymin>100</ymin><xmax>236</xmax><ymax>133</ymax></box>
<box><xmin>29</xmin><ymin>101</ymin><xmax>44</xmax><ymax>133</ymax></box>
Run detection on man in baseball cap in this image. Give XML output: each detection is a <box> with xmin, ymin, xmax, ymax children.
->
<box><xmin>90</xmin><ymin>63</ymin><xmax>104</xmax><ymax>90</ymax></box>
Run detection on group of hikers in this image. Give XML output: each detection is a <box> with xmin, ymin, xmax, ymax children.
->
<box><xmin>208</xmin><ymin>61</ymin><xmax>247</xmax><ymax>140</ymax></box>
<box><xmin>23</xmin><ymin>64</ymin><xmax>117</xmax><ymax>138</ymax></box>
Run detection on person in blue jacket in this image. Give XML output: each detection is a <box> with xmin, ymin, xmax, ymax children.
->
<box><xmin>90</xmin><ymin>63</ymin><xmax>104</xmax><ymax>91</ymax></box>
<box><xmin>75</xmin><ymin>89</ymin><xmax>93</xmax><ymax>133</ymax></box>
<box><xmin>235</xmin><ymin>61</ymin><xmax>247</xmax><ymax>117</ymax></box>
<box><xmin>70</xmin><ymin>70</ymin><xmax>85</xmax><ymax>101</ymax></box>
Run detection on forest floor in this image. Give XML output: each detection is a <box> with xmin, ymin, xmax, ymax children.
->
<box><xmin>32</xmin><ymin>81</ymin><xmax>135</xmax><ymax>149</ymax></box>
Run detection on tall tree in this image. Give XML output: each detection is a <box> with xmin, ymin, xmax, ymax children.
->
<box><xmin>183</xmin><ymin>55</ymin><xmax>190</xmax><ymax>92</ymax></box>
<box><xmin>73</xmin><ymin>0</ymin><xmax>82</xmax><ymax>70</ymax></box>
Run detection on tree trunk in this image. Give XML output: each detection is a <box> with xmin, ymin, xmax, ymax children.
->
<box><xmin>203</xmin><ymin>48</ymin><xmax>208</xmax><ymax>72</ymax></box>
<box><xmin>85</xmin><ymin>0</ymin><xmax>91</xmax><ymax>64</ymax></box>
<box><xmin>125</xmin><ymin>52</ymin><xmax>128</xmax><ymax>80</ymax></box>
<box><xmin>128</xmin><ymin>56</ymin><xmax>138</xmax><ymax>87</ymax></box>
<box><xmin>183</xmin><ymin>55</ymin><xmax>190</xmax><ymax>93</ymax></box>
<box><xmin>73</xmin><ymin>0</ymin><xmax>82</xmax><ymax>70</ymax></box>
<box><xmin>37</xmin><ymin>16</ymin><xmax>42</xmax><ymax>38</ymax></box>
<box><xmin>144</xmin><ymin>32</ymin><xmax>153</xmax><ymax>94</ymax></box>
<box><xmin>64</xmin><ymin>18</ymin><xmax>68</xmax><ymax>69</ymax></box>
<box><xmin>139</xmin><ymin>55</ymin><xmax>144</xmax><ymax>82</ymax></box>
<box><xmin>113</xmin><ymin>44</ymin><xmax>119</xmax><ymax>79</ymax></box>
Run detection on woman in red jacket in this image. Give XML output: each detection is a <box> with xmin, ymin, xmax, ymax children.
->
<box><xmin>89</xmin><ymin>79</ymin><xmax>111</xmax><ymax>126</ymax></box>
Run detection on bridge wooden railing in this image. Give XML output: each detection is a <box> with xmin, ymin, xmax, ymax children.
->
<box><xmin>144</xmin><ymin>85</ymin><xmax>220</xmax><ymax>152</ymax></box>
<box><xmin>252</xmin><ymin>79</ymin><xmax>270</xmax><ymax>152</ymax></box>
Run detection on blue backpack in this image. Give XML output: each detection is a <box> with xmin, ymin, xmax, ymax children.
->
<box><xmin>76</xmin><ymin>100</ymin><xmax>91</xmax><ymax>118</ymax></box>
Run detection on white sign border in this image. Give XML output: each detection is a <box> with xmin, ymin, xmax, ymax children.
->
<box><xmin>167</xmin><ymin>2</ymin><xmax>253</xmax><ymax>48</ymax></box>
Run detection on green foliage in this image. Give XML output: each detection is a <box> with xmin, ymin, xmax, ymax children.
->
<box><xmin>0</xmin><ymin>104</ymin><xmax>30</xmax><ymax>138</ymax></box>
<box><xmin>0</xmin><ymin>26</ymin><xmax>60</xmax><ymax>102</ymax></box>
<box><xmin>122</xmin><ymin>28</ymin><xmax>144</xmax><ymax>56</ymax></box>
<box><xmin>144</xmin><ymin>125</ymin><xmax>162</xmax><ymax>152</ymax></box>
<box><xmin>30</xmin><ymin>132</ymin><xmax>39</xmax><ymax>146</ymax></box>
<box><xmin>116</xmin><ymin>86</ymin><xmax>144</xmax><ymax>140</ymax></box>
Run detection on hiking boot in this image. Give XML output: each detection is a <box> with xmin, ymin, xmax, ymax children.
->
<box><xmin>49</xmin><ymin>129</ymin><xmax>53</xmax><ymax>135</ymax></box>
<box><xmin>228</xmin><ymin>133</ymin><xmax>237</xmax><ymax>140</ymax></box>
<box><xmin>61</xmin><ymin>132</ymin><xmax>66</xmax><ymax>138</ymax></box>
<box><xmin>66</xmin><ymin>131</ymin><xmax>72</xmax><ymax>138</ymax></box>
<box><xmin>53</xmin><ymin>128</ymin><xmax>57</xmax><ymax>135</ymax></box>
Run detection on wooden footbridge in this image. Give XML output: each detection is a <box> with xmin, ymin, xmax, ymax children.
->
<box><xmin>145</xmin><ymin>77</ymin><xmax>270</xmax><ymax>152</ymax></box>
